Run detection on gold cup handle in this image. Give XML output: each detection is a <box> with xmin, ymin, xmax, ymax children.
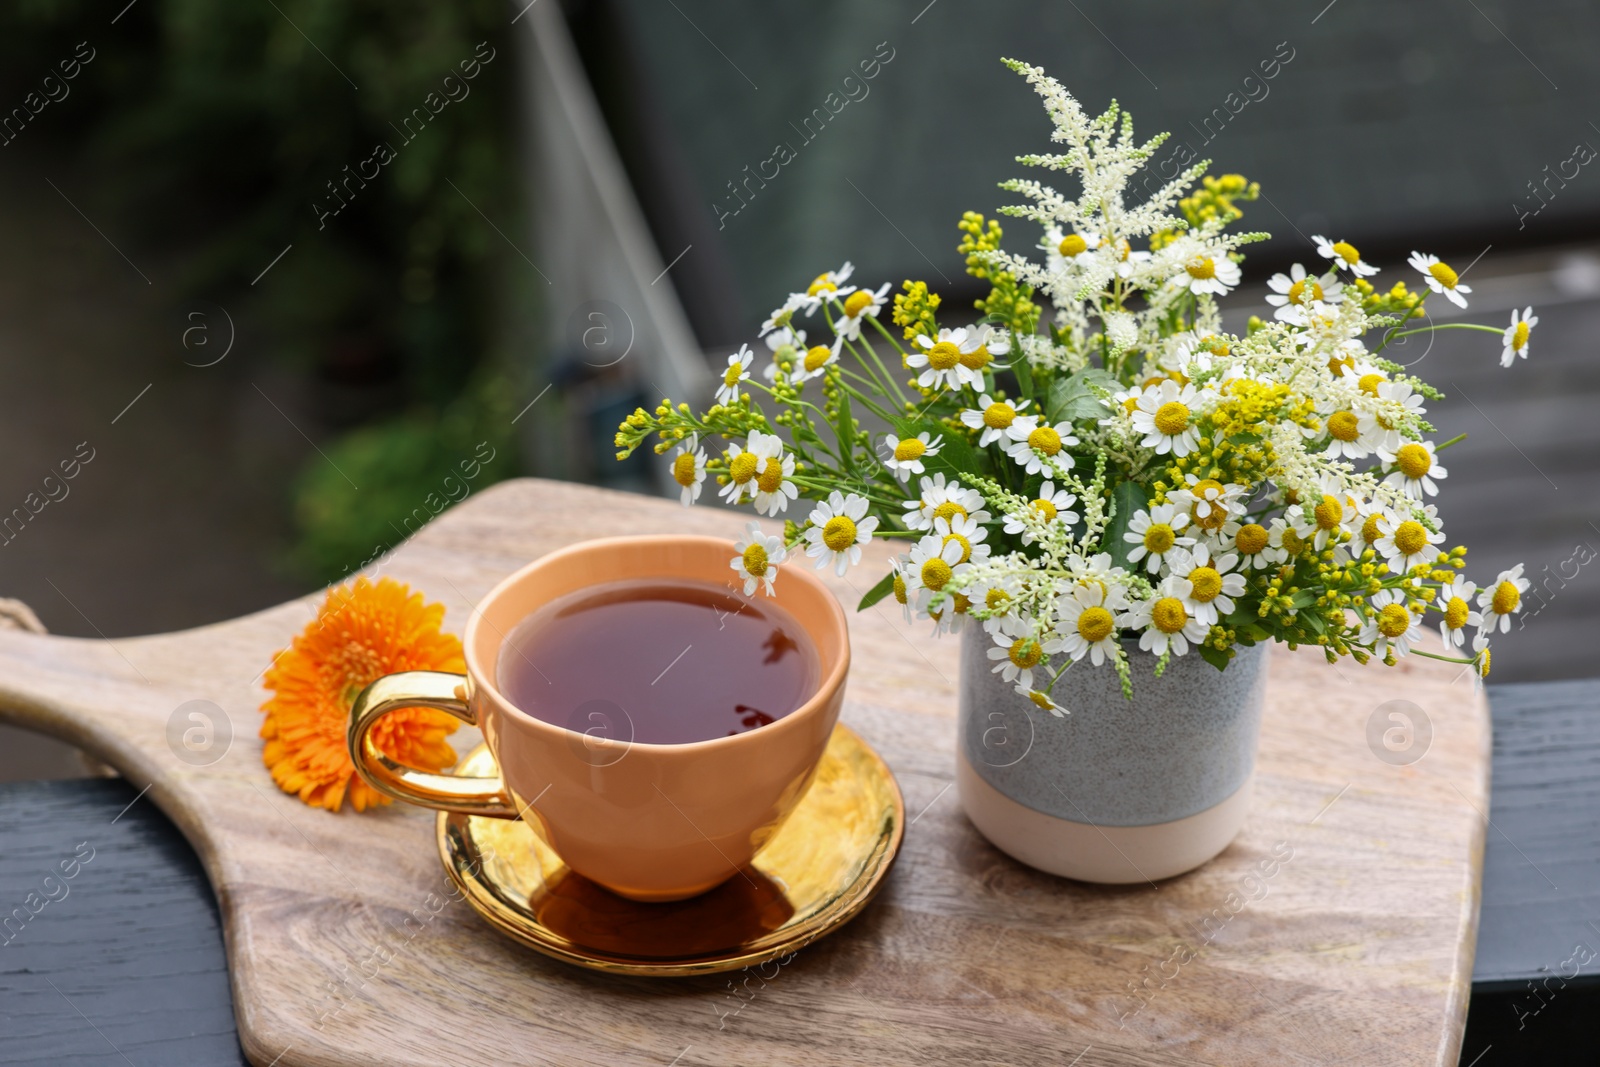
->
<box><xmin>347</xmin><ymin>670</ymin><xmax>520</xmax><ymax>819</ymax></box>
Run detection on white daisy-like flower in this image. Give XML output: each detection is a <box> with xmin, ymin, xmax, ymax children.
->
<box><xmin>793</xmin><ymin>262</ymin><xmax>856</xmax><ymax>315</ymax></box>
<box><xmin>1379</xmin><ymin>440</ymin><xmax>1448</xmax><ymax>499</ymax></box>
<box><xmin>1408</xmin><ymin>251</ymin><xmax>1472</xmax><ymax>309</ymax></box>
<box><xmin>802</xmin><ymin>491</ymin><xmax>877</xmax><ymax>576</ymax></box>
<box><xmin>1348</xmin><ymin>498</ymin><xmax>1391</xmax><ymax>557</ymax></box>
<box><xmin>668</xmin><ymin>434</ymin><xmax>707</xmax><ymax>507</ymax></box>
<box><xmin>1169</xmin><ymin>473</ymin><xmax>1248</xmax><ymax>535</ymax></box>
<box><xmin>1166</xmin><ymin>543</ymin><xmax>1247</xmax><ymax>625</ymax></box>
<box><xmin>1501</xmin><ymin>306</ymin><xmax>1537</xmax><ymax>368</ymax></box>
<box><xmin>749</xmin><ymin>443</ymin><xmax>798</xmax><ymax>517</ymax></box>
<box><xmin>790</xmin><ymin>343</ymin><xmax>839</xmax><ymax>383</ymax></box>
<box><xmin>717</xmin><ymin>431</ymin><xmax>783</xmax><ymax>507</ymax></box>
<box><xmin>1003</xmin><ymin>419</ymin><xmax>1077</xmax><ymax>475</ymax></box>
<box><xmin>908</xmin><ymin>327</ymin><xmax>982</xmax><ymax>390</ymax></box>
<box><xmin>1124</xmin><ymin>503</ymin><xmax>1196</xmax><ymax>575</ymax></box>
<box><xmin>1360</xmin><ymin>588</ymin><xmax>1421</xmax><ymax>658</ymax></box>
<box><xmin>1265</xmin><ymin>263</ymin><xmax>1344</xmax><ymax>323</ymax></box>
<box><xmin>1287</xmin><ymin>493</ymin><xmax>1350</xmax><ymax>552</ymax></box>
<box><xmin>1043</xmin><ymin>581</ymin><xmax>1125</xmax><ymax>667</ymax></box>
<box><xmin>970</xmin><ymin>572</ymin><xmax>1021</xmax><ymax>635</ymax></box>
<box><xmin>1435</xmin><ymin>576</ymin><xmax>1482</xmax><ymax>650</ymax></box>
<box><xmin>1321</xmin><ymin>406</ymin><xmax>1373</xmax><ymax>460</ymax></box>
<box><xmin>960</xmin><ymin>394</ymin><xmax>1038</xmax><ymax>447</ymax></box>
<box><xmin>1014</xmin><ymin>684</ymin><xmax>1068</xmax><ymax>717</ymax></box>
<box><xmin>1475</xmin><ymin>563</ymin><xmax>1529</xmax><ymax>641</ymax></box>
<box><xmin>1356</xmin><ymin>379</ymin><xmax>1426</xmax><ymax>455</ymax></box>
<box><xmin>1173</xmin><ymin>251</ymin><xmax>1242</xmax><ymax>296</ymax></box>
<box><xmin>758</xmin><ymin>295</ymin><xmax>803</xmax><ymax>338</ymax></box>
<box><xmin>1042</xmin><ymin>225</ymin><xmax>1101</xmax><ymax>271</ymax></box>
<box><xmin>1130</xmin><ymin>379</ymin><xmax>1203</xmax><ymax>457</ymax></box>
<box><xmin>987</xmin><ymin>615</ymin><xmax>1048</xmax><ymax>690</ymax></box>
<box><xmin>731</xmin><ymin>522</ymin><xmax>786</xmax><ymax>597</ymax></box>
<box><xmin>1111</xmin><ymin>237</ymin><xmax>1153</xmax><ymax>279</ymax></box>
<box><xmin>1002</xmin><ymin>480</ymin><xmax>1079</xmax><ymax>545</ymax></box>
<box><xmin>1373</xmin><ymin>512</ymin><xmax>1445</xmax><ymax>573</ymax></box>
<box><xmin>901</xmin><ymin>532</ymin><xmax>967</xmax><ymax>613</ymax></box>
<box><xmin>833</xmin><ymin>281</ymin><xmax>891</xmax><ymax>341</ymax></box>
<box><xmin>880</xmin><ymin>431</ymin><xmax>943</xmax><ymax>482</ymax></box>
<box><xmin>1230</xmin><ymin>520</ymin><xmax>1287</xmax><ymax>569</ymax></box>
<box><xmin>1312</xmin><ymin>235</ymin><xmax>1379</xmax><ymax>277</ymax></box>
<box><xmin>715</xmin><ymin>344</ymin><xmax>755</xmax><ymax>405</ymax></box>
<box><xmin>761</xmin><ymin>326</ymin><xmax>807</xmax><ymax>383</ymax></box>
<box><xmin>1120</xmin><ymin>576</ymin><xmax>1210</xmax><ymax>657</ymax></box>
<box><xmin>932</xmin><ymin>512</ymin><xmax>991</xmax><ymax>569</ymax></box>
<box><xmin>962</xmin><ymin>322</ymin><xmax>1012</xmax><ymax>372</ymax></box>
<box><xmin>901</xmin><ymin>473</ymin><xmax>989</xmax><ymax>532</ymax></box>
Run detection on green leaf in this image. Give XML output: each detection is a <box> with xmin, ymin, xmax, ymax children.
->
<box><xmin>1045</xmin><ymin>368</ymin><xmax>1118</xmax><ymax>423</ymax></box>
<box><xmin>833</xmin><ymin>391</ymin><xmax>855</xmax><ymax>474</ymax></box>
<box><xmin>1103</xmin><ymin>479</ymin><xmax>1150</xmax><ymax>572</ymax></box>
<box><xmin>1198</xmin><ymin>645</ymin><xmax>1231</xmax><ymax>672</ymax></box>
<box><xmin>1013</xmin><ymin>355</ymin><xmax>1035</xmax><ymax>401</ymax></box>
<box><xmin>857</xmin><ymin>570</ymin><xmax>897</xmax><ymax>611</ymax></box>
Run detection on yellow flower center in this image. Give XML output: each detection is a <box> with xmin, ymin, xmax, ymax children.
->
<box><xmin>757</xmin><ymin>457</ymin><xmax>785</xmax><ymax>493</ymax></box>
<box><xmin>1008</xmin><ymin>638</ymin><xmax>1043</xmax><ymax>669</ymax></box>
<box><xmin>1188</xmin><ymin>478</ymin><xmax>1227</xmax><ymax>530</ymax></box>
<box><xmin>1361</xmin><ymin>514</ymin><xmax>1382</xmax><ymax>545</ymax></box>
<box><xmin>953</xmin><ymin>593</ymin><xmax>971</xmax><ymax>615</ymax></box>
<box><xmin>1392</xmin><ymin>520</ymin><xmax>1427</xmax><ymax>556</ymax></box>
<box><xmin>1287</xmin><ymin>278</ymin><xmax>1324</xmax><ymax>305</ymax></box>
<box><xmin>842</xmin><ymin>290</ymin><xmax>874</xmax><ymax>318</ymax></box>
<box><xmin>1203</xmin><ymin>336</ymin><xmax>1231</xmax><ymax>356</ymax></box>
<box><xmin>985</xmin><ymin>588</ymin><xmax>1011</xmax><ymax>610</ymax></box>
<box><xmin>1280</xmin><ymin>527</ymin><xmax>1305</xmax><ymax>556</ymax></box>
<box><xmin>983</xmin><ymin>403</ymin><xmax>1016</xmax><ymax>429</ymax></box>
<box><xmin>931</xmin><ymin>501</ymin><xmax>967</xmax><ymax>524</ymax></box>
<box><xmin>1327</xmin><ymin>354</ymin><xmax>1356</xmax><ymax>375</ymax></box>
<box><xmin>1327</xmin><ymin>411</ymin><xmax>1360</xmax><ymax>442</ymax></box>
<box><xmin>1444</xmin><ymin>596</ymin><xmax>1470</xmax><ymax>630</ymax></box>
<box><xmin>892</xmin><ymin>572</ymin><xmax>907</xmax><ymax>604</ymax></box>
<box><xmin>822</xmin><ymin>515</ymin><xmax>857</xmax><ymax>551</ymax></box>
<box><xmin>1058</xmin><ymin>233</ymin><xmax>1089</xmax><ymax>257</ymax></box>
<box><xmin>959</xmin><ymin>345</ymin><xmax>992</xmax><ymax>371</ymax></box>
<box><xmin>926</xmin><ymin>341</ymin><xmax>962</xmax><ymax>370</ymax></box>
<box><xmin>1358</xmin><ymin>373</ymin><xmax>1385</xmax><ymax>397</ymax></box>
<box><xmin>1394</xmin><ymin>443</ymin><xmax>1431</xmax><ymax>479</ymax></box>
<box><xmin>1377</xmin><ymin>603</ymin><xmax>1412</xmax><ymax>638</ymax></box>
<box><xmin>942</xmin><ymin>532</ymin><xmax>973</xmax><ymax>564</ymax></box>
<box><xmin>723</xmin><ymin>364</ymin><xmax>743</xmax><ymax>387</ymax></box>
<box><xmin>1143</xmin><ymin>524</ymin><xmax>1176</xmax><ymax>555</ymax></box>
<box><xmin>1122</xmin><ymin>396</ymin><xmax>1140</xmax><ymax>414</ymax></box>
<box><xmin>1428</xmin><ymin>261</ymin><xmax>1459</xmax><ymax>289</ymax></box>
<box><xmin>1511</xmin><ymin>320</ymin><xmax>1530</xmax><ymax>351</ymax></box>
<box><xmin>741</xmin><ymin>543</ymin><xmax>769</xmax><ymax>577</ymax></box>
<box><xmin>806</xmin><ymin>274</ymin><xmax>837</xmax><ymax>297</ymax></box>
<box><xmin>1479</xmin><ymin>647</ymin><xmax>1492</xmax><ymax>677</ymax></box>
<box><xmin>1025</xmin><ymin>690</ymin><xmax>1054</xmax><ymax>711</ymax></box>
<box><xmin>1031</xmin><ymin>498</ymin><xmax>1058</xmax><ymax>522</ymax></box>
<box><xmin>729</xmin><ymin>452</ymin><xmax>759</xmax><ymax>484</ymax></box>
<box><xmin>1314</xmin><ymin>494</ymin><xmax>1343</xmax><ymax>531</ymax></box>
<box><xmin>1333</xmin><ymin>240</ymin><xmax>1361</xmax><ymax>265</ymax></box>
<box><xmin>804</xmin><ymin>345</ymin><xmax>833</xmax><ymax>372</ymax></box>
<box><xmin>1077</xmin><ymin>606</ymin><xmax>1114</xmax><ymax>642</ymax></box>
<box><xmin>1154</xmin><ymin>401</ymin><xmax>1190</xmax><ymax>435</ymax></box>
<box><xmin>1235</xmin><ymin>523</ymin><xmax>1269</xmax><ymax>555</ymax></box>
<box><xmin>921</xmin><ymin>557</ymin><xmax>952</xmax><ymax>591</ymax></box>
<box><xmin>1151</xmin><ymin>597</ymin><xmax>1188</xmax><ymax>634</ymax></box>
<box><xmin>1189</xmin><ymin>567</ymin><xmax>1224</xmax><ymax>602</ymax></box>
<box><xmin>893</xmin><ymin>438</ymin><xmax>927</xmax><ymax>462</ymax></box>
<box><xmin>1185</xmin><ymin>256</ymin><xmax>1216</xmax><ymax>280</ymax></box>
<box><xmin>1492</xmin><ymin>580</ymin><xmax>1521</xmax><ymax>615</ymax></box>
<box><xmin>1115</xmin><ymin>238</ymin><xmax>1132</xmax><ymax>262</ymax></box>
<box><xmin>671</xmin><ymin>452</ymin><xmax>698</xmax><ymax>487</ymax></box>
<box><xmin>1027</xmin><ymin>426</ymin><xmax>1062</xmax><ymax>455</ymax></box>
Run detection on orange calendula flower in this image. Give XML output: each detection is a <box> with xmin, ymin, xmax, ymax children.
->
<box><xmin>260</xmin><ymin>576</ymin><xmax>463</xmax><ymax>813</ymax></box>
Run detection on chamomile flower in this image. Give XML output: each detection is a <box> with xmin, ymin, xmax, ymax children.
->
<box><xmin>901</xmin><ymin>532</ymin><xmax>968</xmax><ymax>613</ymax></box>
<box><xmin>758</xmin><ymin>296</ymin><xmax>803</xmax><ymax>338</ymax></box>
<box><xmin>802</xmin><ymin>491</ymin><xmax>876</xmax><ymax>576</ymax></box>
<box><xmin>881</xmin><ymin>432</ymin><xmax>943</xmax><ymax>482</ymax></box>
<box><xmin>1379</xmin><ymin>440</ymin><xmax>1447</xmax><ymax>499</ymax></box>
<box><xmin>1111</xmin><ymin>237</ymin><xmax>1153</xmax><ymax>279</ymax></box>
<box><xmin>1288</xmin><ymin>493</ymin><xmax>1350</xmax><ymax>552</ymax></box>
<box><xmin>718</xmin><ymin>431</ymin><xmax>783</xmax><ymax>507</ymax></box>
<box><xmin>1043</xmin><ymin>225</ymin><xmax>1101</xmax><ymax>270</ymax></box>
<box><xmin>1501</xmin><ymin>307</ymin><xmax>1537</xmax><ymax>368</ymax></box>
<box><xmin>791</xmin><ymin>343</ymin><xmax>839</xmax><ymax>383</ymax></box>
<box><xmin>1015</xmin><ymin>684</ymin><xmax>1068</xmax><ymax>717</ymax></box>
<box><xmin>1312</xmin><ymin>235</ymin><xmax>1379</xmax><ymax>277</ymax></box>
<box><xmin>908</xmin><ymin>327</ymin><xmax>982</xmax><ymax>390</ymax></box>
<box><xmin>902</xmin><ymin>473</ymin><xmax>989</xmax><ymax>532</ymax></box>
<box><xmin>1231</xmin><ymin>520</ymin><xmax>1287</xmax><ymax>569</ymax></box>
<box><xmin>1321</xmin><ymin>407</ymin><xmax>1373</xmax><ymax>460</ymax></box>
<box><xmin>960</xmin><ymin>394</ymin><xmax>1038</xmax><ymax>447</ymax></box>
<box><xmin>1044</xmin><ymin>582</ymin><xmax>1125</xmax><ymax>666</ymax></box>
<box><xmin>1476</xmin><ymin>563</ymin><xmax>1528</xmax><ymax>640</ymax></box>
<box><xmin>1121</xmin><ymin>577</ymin><xmax>1210</xmax><ymax>657</ymax></box>
<box><xmin>1265</xmin><ymin>263</ymin><xmax>1343</xmax><ymax>324</ymax></box>
<box><xmin>961</xmin><ymin>323</ymin><xmax>1012</xmax><ymax>375</ymax></box>
<box><xmin>1435</xmin><ymin>576</ymin><xmax>1482</xmax><ymax>650</ymax></box>
<box><xmin>987</xmin><ymin>616</ymin><xmax>1048</xmax><ymax>690</ymax></box>
<box><xmin>833</xmin><ymin>282</ymin><xmax>891</xmax><ymax>341</ymax></box>
<box><xmin>761</xmin><ymin>326</ymin><xmax>807</xmax><ymax>382</ymax></box>
<box><xmin>1131</xmin><ymin>379</ymin><xmax>1203</xmax><ymax>457</ymax></box>
<box><xmin>1168</xmin><ymin>544</ymin><xmax>1247</xmax><ymax>625</ymax></box>
<box><xmin>1125</xmin><ymin>503</ymin><xmax>1196</xmax><ymax>575</ymax></box>
<box><xmin>932</xmin><ymin>512</ymin><xmax>991</xmax><ymax>568</ymax></box>
<box><xmin>1357</xmin><ymin>380</ymin><xmax>1426</xmax><ymax>455</ymax></box>
<box><xmin>1360</xmin><ymin>589</ymin><xmax>1421</xmax><ymax>658</ymax></box>
<box><xmin>794</xmin><ymin>262</ymin><xmax>856</xmax><ymax>314</ymax></box>
<box><xmin>1373</xmin><ymin>512</ymin><xmax>1444</xmax><ymax>573</ymax></box>
<box><xmin>1174</xmin><ymin>251</ymin><xmax>1242</xmax><ymax>296</ymax></box>
<box><xmin>715</xmin><ymin>344</ymin><xmax>755</xmax><ymax>405</ymax></box>
<box><xmin>970</xmin><ymin>573</ymin><xmax>1020</xmax><ymax>634</ymax></box>
<box><xmin>669</xmin><ymin>434</ymin><xmax>707</xmax><ymax>506</ymax></box>
<box><xmin>731</xmin><ymin>522</ymin><xmax>786</xmax><ymax>597</ymax></box>
<box><xmin>1408</xmin><ymin>251</ymin><xmax>1471</xmax><ymax>308</ymax></box>
<box><xmin>749</xmin><ymin>443</ymin><xmax>798</xmax><ymax>517</ymax></box>
<box><xmin>1002</xmin><ymin>480</ymin><xmax>1079</xmax><ymax>544</ymax></box>
<box><xmin>1004</xmin><ymin>419</ymin><xmax>1077</xmax><ymax>475</ymax></box>
<box><xmin>1348</xmin><ymin>498</ymin><xmax>1392</xmax><ymax>557</ymax></box>
<box><xmin>1169</xmin><ymin>474</ymin><xmax>1248</xmax><ymax>534</ymax></box>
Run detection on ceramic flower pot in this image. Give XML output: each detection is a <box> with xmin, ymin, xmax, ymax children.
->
<box><xmin>957</xmin><ymin>628</ymin><xmax>1267</xmax><ymax>883</ymax></box>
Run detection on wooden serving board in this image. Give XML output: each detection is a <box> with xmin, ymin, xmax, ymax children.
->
<box><xmin>0</xmin><ymin>479</ymin><xmax>1489</xmax><ymax>1067</ymax></box>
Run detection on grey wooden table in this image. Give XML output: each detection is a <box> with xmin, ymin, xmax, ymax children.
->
<box><xmin>1</xmin><ymin>681</ymin><xmax>1595</xmax><ymax>1066</ymax></box>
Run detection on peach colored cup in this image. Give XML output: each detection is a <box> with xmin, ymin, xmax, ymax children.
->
<box><xmin>347</xmin><ymin>535</ymin><xmax>850</xmax><ymax>902</ymax></box>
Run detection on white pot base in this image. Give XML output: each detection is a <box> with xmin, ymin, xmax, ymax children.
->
<box><xmin>957</xmin><ymin>752</ymin><xmax>1253</xmax><ymax>884</ymax></box>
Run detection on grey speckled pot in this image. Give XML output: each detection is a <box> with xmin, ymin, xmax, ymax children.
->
<box><xmin>958</xmin><ymin>627</ymin><xmax>1267</xmax><ymax>882</ymax></box>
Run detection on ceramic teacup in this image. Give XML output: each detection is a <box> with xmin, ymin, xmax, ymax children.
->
<box><xmin>347</xmin><ymin>535</ymin><xmax>850</xmax><ymax>902</ymax></box>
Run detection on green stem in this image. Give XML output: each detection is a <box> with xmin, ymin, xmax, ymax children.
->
<box><xmin>1408</xmin><ymin>648</ymin><xmax>1476</xmax><ymax>666</ymax></box>
<box><xmin>1388</xmin><ymin>322</ymin><xmax>1504</xmax><ymax>340</ymax></box>
<box><xmin>1435</xmin><ymin>432</ymin><xmax>1468</xmax><ymax>451</ymax></box>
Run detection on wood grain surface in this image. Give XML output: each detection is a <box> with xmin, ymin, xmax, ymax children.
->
<box><xmin>0</xmin><ymin>478</ymin><xmax>1491</xmax><ymax>1067</ymax></box>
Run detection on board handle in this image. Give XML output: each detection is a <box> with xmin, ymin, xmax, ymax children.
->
<box><xmin>347</xmin><ymin>671</ymin><xmax>520</xmax><ymax>819</ymax></box>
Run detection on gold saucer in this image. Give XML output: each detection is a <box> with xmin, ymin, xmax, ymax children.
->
<box><xmin>437</xmin><ymin>724</ymin><xmax>904</xmax><ymax>976</ymax></box>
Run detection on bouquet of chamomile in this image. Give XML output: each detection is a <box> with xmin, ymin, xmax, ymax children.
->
<box><xmin>615</xmin><ymin>59</ymin><xmax>1530</xmax><ymax>714</ymax></box>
